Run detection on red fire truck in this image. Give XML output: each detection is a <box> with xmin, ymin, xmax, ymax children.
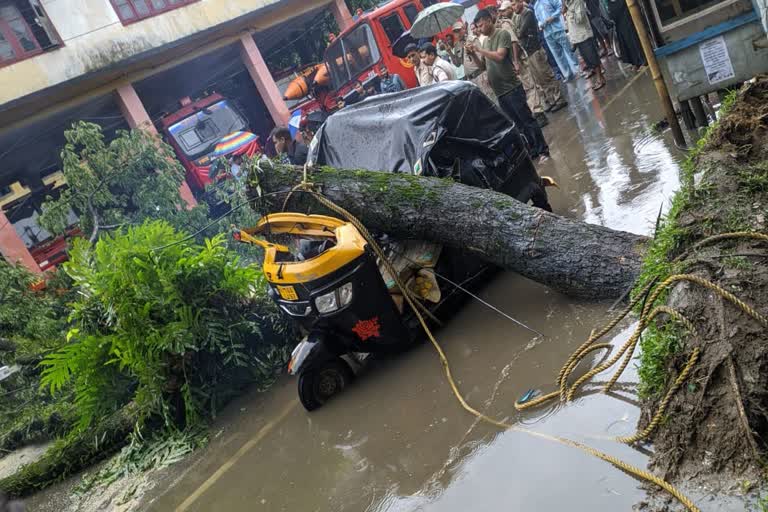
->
<box><xmin>156</xmin><ymin>93</ymin><xmax>262</xmax><ymax>196</ymax></box>
<box><xmin>291</xmin><ymin>0</ymin><xmax>498</xmax><ymax>121</ymax></box>
<box><xmin>1</xmin><ymin>94</ymin><xmax>261</xmax><ymax>274</ymax></box>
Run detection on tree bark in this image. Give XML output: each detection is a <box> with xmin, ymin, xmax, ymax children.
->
<box><xmin>247</xmin><ymin>165</ymin><xmax>649</xmax><ymax>300</ymax></box>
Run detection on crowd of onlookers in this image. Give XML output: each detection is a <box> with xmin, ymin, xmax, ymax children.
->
<box><xmin>269</xmin><ymin>0</ymin><xmax>649</xmax><ymax>166</ymax></box>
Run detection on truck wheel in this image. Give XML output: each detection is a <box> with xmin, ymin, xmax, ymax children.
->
<box><xmin>516</xmin><ymin>183</ymin><xmax>553</xmax><ymax>212</ymax></box>
<box><xmin>298</xmin><ymin>359</ymin><xmax>352</xmax><ymax>411</ymax></box>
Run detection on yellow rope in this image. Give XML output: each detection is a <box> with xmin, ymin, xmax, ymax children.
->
<box><xmin>519</xmin><ymin>235</ymin><xmax>768</xmax><ymax>420</ymax></box>
<box><xmin>283</xmin><ymin>184</ymin><xmax>704</xmax><ymax>512</ymax></box>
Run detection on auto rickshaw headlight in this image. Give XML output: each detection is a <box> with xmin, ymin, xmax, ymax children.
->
<box><xmin>315</xmin><ymin>291</ymin><xmax>338</xmax><ymax>314</ymax></box>
<box><xmin>315</xmin><ymin>283</ymin><xmax>353</xmax><ymax>314</ymax></box>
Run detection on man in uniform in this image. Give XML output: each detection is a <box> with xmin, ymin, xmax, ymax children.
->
<box><xmin>420</xmin><ymin>43</ymin><xmax>457</xmax><ymax>82</ymax></box>
<box><xmin>405</xmin><ymin>43</ymin><xmax>433</xmax><ymax>86</ymax></box>
<box><xmin>511</xmin><ymin>0</ymin><xmax>567</xmax><ymax>111</ymax></box>
<box><xmin>497</xmin><ymin>0</ymin><xmax>547</xmax><ymax>126</ymax></box>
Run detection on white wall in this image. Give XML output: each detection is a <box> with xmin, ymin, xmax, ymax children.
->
<box><xmin>0</xmin><ymin>0</ymin><xmax>304</xmax><ymax>106</ymax></box>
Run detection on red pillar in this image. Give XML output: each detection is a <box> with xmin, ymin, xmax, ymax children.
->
<box><xmin>238</xmin><ymin>33</ymin><xmax>291</xmax><ymax>127</ymax></box>
<box><xmin>0</xmin><ymin>209</ymin><xmax>41</xmax><ymax>273</ymax></box>
<box><xmin>330</xmin><ymin>0</ymin><xmax>354</xmax><ymax>32</ymax></box>
<box><xmin>114</xmin><ymin>83</ymin><xmax>198</xmax><ymax>208</ymax></box>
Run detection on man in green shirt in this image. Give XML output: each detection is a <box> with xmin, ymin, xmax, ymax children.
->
<box><xmin>466</xmin><ymin>8</ymin><xmax>550</xmax><ymax>162</ymax></box>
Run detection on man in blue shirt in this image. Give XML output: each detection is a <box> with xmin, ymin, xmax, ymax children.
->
<box><xmin>378</xmin><ymin>65</ymin><xmax>407</xmax><ymax>94</ymax></box>
<box><xmin>533</xmin><ymin>0</ymin><xmax>579</xmax><ymax>81</ymax></box>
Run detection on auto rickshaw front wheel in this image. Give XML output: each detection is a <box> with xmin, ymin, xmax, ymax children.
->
<box><xmin>298</xmin><ymin>359</ymin><xmax>353</xmax><ymax>411</ymax></box>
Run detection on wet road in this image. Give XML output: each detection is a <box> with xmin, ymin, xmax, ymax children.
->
<box><xmin>144</xmin><ymin>65</ymin><xmax>740</xmax><ymax>512</ymax></box>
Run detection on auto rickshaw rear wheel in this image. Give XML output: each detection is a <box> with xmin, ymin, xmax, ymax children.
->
<box><xmin>298</xmin><ymin>359</ymin><xmax>353</xmax><ymax>411</ymax></box>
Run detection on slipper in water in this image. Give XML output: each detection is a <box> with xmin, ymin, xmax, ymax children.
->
<box><xmin>518</xmin><ymin>389</ymin><xmax>540</xmax><ymax>404</ymax></box>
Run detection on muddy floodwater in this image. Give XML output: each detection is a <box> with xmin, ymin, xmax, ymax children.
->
<box><xmin>141</xmin><ymin>67</ymin><xmax>744</xmax><ymax>512</ymax></box>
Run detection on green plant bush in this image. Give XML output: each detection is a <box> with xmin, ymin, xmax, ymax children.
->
<box><xmin>40</xmin><ymin>221</ymin><xmax>293</xmax><ymax>431</ymax></box>
<box><xmin>0</xmin><ymin>262</ymin><xmax>70</xmax><ymax>354</ymax></box>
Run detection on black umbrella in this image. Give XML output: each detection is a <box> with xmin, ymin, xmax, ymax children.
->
<box><xmin>392</xmin><ymin>30</ymin><xmax>417</xmax><ymax>58</ymax></box>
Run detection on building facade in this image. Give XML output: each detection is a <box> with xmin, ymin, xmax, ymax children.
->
<box><xmin>0</xmin><ymin>0</ymin><xmax>353</xmax><ymax>272</ymax></box>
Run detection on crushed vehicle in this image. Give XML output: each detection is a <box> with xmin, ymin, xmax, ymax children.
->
<box><xmin>308</xmin><ymin>81</ymin><xmax>553</xmax><ymax>209</ymax></box>
<box><xmin>237</xmin><ymin>81</ymin><xmax>556</xmax><ymax>411</ymax></box>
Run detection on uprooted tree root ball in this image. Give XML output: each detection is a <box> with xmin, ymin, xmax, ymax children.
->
<box><xmin>636</xmin><ymin>78</ymin><xmax>768</xmax><ymax>488</ymax></box>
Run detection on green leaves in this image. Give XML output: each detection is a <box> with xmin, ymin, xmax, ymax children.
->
<box><xmin>0</xmin><ymin>261</ymin><xmax>71</xmax><ymax>357</ymax></box>
<box><xmin>40</xmin><ymin>221</ymin><xmax>292</xmax><ymax>431</ymax></box>
<box><xmin>38</xmin><ymin>121</ymin><xmax>209</xmax><ymax>243</ymax></box>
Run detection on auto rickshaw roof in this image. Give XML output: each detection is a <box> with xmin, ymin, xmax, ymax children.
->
<box><xmin>307</xmin><ymin>81</ymin><xmax>518</xmax><ymax>174</ymax></box>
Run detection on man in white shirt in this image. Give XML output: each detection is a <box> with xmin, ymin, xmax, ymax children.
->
<box><xmin>406</xmin><ymin>43</ymin><xmax>433</xmax><ymax>86</ymax></box>
<box><xmin>420</xmin><ymin>43</ymin><xmax>457</xmax><ymax>82</ymax></box>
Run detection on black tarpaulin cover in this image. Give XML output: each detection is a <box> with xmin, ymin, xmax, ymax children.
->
<box><xmin>307</xmin><ymin>81</ymin><xmax>530</xmax><ymax>186</ymax></box>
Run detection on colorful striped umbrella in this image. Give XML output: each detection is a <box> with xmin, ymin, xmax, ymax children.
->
<box><xmin>210</xmin><ymin>131</ymin><xmax>259</xmax><ymax>157</ymax></box>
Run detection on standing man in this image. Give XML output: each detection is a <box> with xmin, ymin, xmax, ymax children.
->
<box><xmin>378</xmin><ymin>65</ymin><xmax>407</xmax><ymax>93</ymax></box>
<box><xmin>463</xmin><ymin>23</ymin><xmax>497</xmax><ymax>102</ymax></box>
<box><xmin>533</xmin><ymin>0</ymin><xmax>580</xmax><ymax>81</ymax></box>
<box><xmin>498</xmin><ymin>0</ymin><xmax>546</xmax><ymax>126</ymax></box>
<box><xmin>405</xmin><ymin>43</ymin><xmax>433</xmax><ymax>86</ymax></box>
<box><xmin>420</xmin><ymin>43</ymin><xmax>457</xmax><ymax>82</ymax></box>
<box><xmin>466</xmin><ymin>9</ymin><xmax>550</xmax><ymax>162</ymax></box>
<box><xmin>563</xmin><ymin>0</ymin><xmax>606</xmax><ymax>89</ymax></box>
<box><xmin>512</xmin><ymin>0</ymin><xmax>567</xmax><ymax>111</ymax></box>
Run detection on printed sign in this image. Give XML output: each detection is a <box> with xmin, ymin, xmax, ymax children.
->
<box><xmin>699</xmin><ymin>36</ymin><xmax>735</xmax><ymax>85</ymax></box>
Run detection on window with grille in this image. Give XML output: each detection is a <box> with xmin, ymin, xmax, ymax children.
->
<box><xmin>0</xmin><ymin>0</ymin><xmax>61</xmax><ymax>66</ymax></box>
<box><xmin>652</xmin><ymin>0</ymin><xmax>732</xmax><ymax>26</ymax></box>
<box><xmin>403</xmin><ymin>4</ymin><xmax>419</xmax><ymax>25</ymax></box>
<box><xmin>109</xmin><ymin>0</ymin><xmax>198</xmax><ymax>24</ymax></box>
<box><xmin>380</xmin><ymin>13</ymin><xmax>405</xmax><ymax>45</ymax></box>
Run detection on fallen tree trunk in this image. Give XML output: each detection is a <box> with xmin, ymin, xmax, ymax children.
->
<box><xmin>247</xmin><ymin>165</ymin><xmax>648</xmax><ymax>300</ymax></box>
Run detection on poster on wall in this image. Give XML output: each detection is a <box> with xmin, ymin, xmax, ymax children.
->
<box><xmin>699</xmin><ymin>36</ymin><xmax>735</xmax><ymax>85</ymax></box>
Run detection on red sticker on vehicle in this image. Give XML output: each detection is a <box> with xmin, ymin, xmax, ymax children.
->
<box><xmin>352</xmin><ymin>317</ymin><xmax>381</xmax><ymax>341</ymax></box>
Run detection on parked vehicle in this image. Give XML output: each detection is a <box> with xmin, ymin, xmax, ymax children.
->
<box><xmin>237</xmin><ymin>81</ymin><xmax>554</xmax><ymax>411</ymax></box>
<box><xmin>290</xmin><ymin>0</ymin><xmax>500</xmax><ymax>122</ymax></box>
<box><xmin>308</xmin><ymin>81</ymin><xmax>553</xmax><ymax>209</ymax></box>
<box><xmin>156</xmin><ymin>93</ymin><xmax>262</xmax><ymax>197</ymax></box>
<box><xmin>0</xmin><ymin>176</ymin><xmax>76</xmax><ymax>273</ymax></box>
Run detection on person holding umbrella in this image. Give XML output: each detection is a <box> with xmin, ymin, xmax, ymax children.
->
<box><xmin>466</xmin><ymin>8</ymin><xmax>550</xmax><ymax>162</ymax></box>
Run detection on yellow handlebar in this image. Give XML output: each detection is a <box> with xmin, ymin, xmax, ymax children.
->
<box><xmin>235</xmin><ymin>229</ymin><xmax>291</xmax><ymax>253</ymax></box>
